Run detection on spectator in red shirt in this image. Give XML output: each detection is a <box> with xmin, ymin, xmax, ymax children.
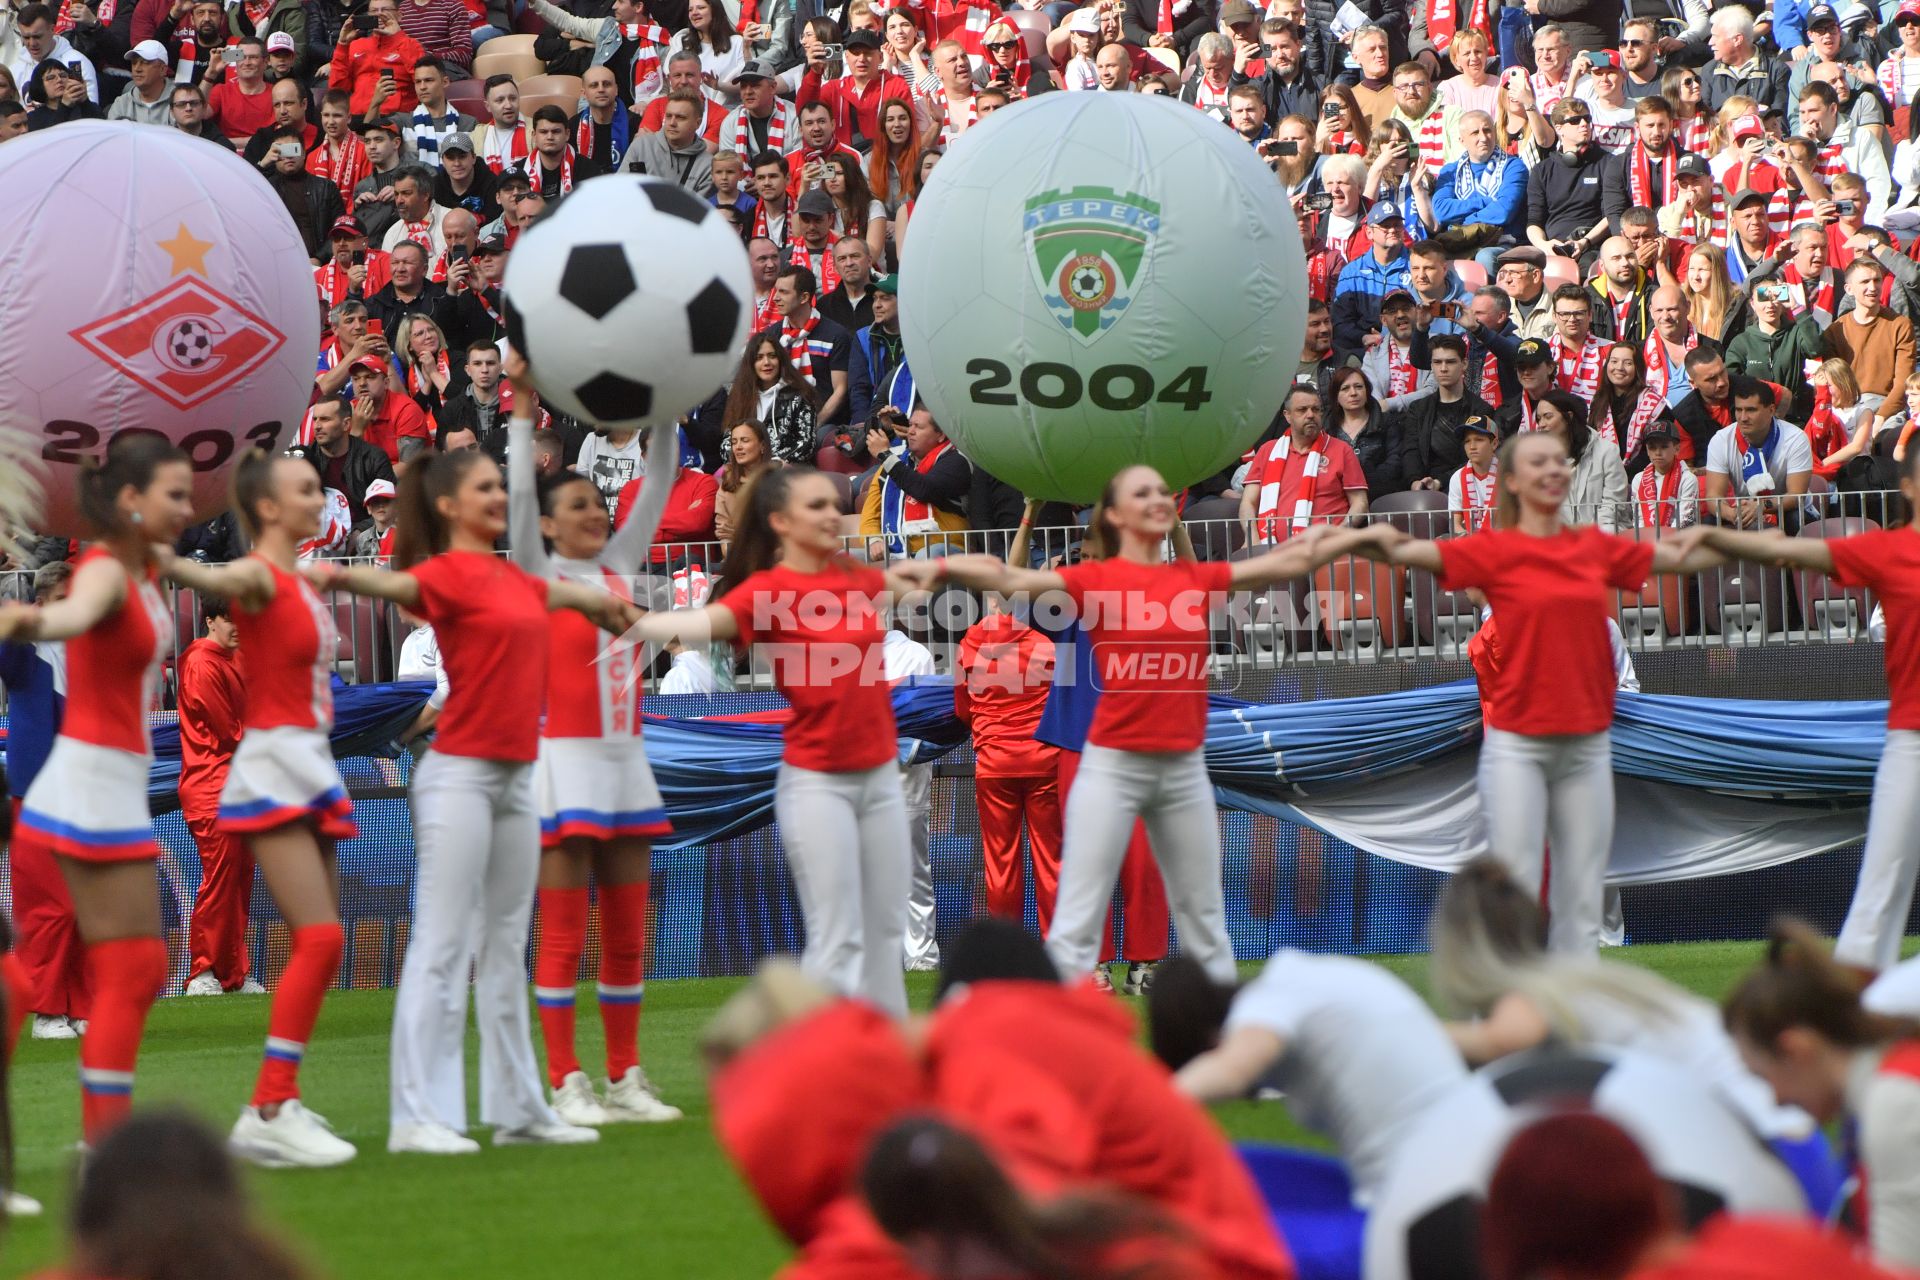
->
<box><xmin>612</xmin><ymin>436</ymin><xmax>721</xmax><ymax>567</ymax></box>
<box><xmin>1238</xmin><ymin>384</ymin><xmax>1368</xmax><ymax>543</ymax></box>
<box><xmin>177</xmin><ymin>597</ymin><xmax>256</xmax><ymax>996</ymax></box>
<box><xmin>206</xmin><ymin>36</ymin><xmax>273</xmax><ymax>142</ymax></box>
<box><xmin>798</xmin><ymin>27</ymin><xmax>912</xmax><ymax>152</ymax></box>
<box><xmin>329</xmin><ymin>0</ymin><xmax>427</xmax><ymax>117</ymax></box>
<box><xmin>347</xmin><ymin>354</ymin><xmax>433</xmax><ymax>464</ymax></box>
<box><xmin>396</xmin><ymin>0</ymin><xmax>473</xmax><ymax>74</ymax></box>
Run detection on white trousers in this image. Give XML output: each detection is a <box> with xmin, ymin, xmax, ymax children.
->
<box><xmin>1478</xmin><ymin>728</ymin><xmax>1615</xmax><ymax>955</ymax></box>
<box><xmin>1837</xmin><ymin>729</ymin><xmax>1920</xmax><ymax>972</ymax></box>
<box><xmin>774</xmin><ymin>762</ymin><xmax>911</xmax><ymax>1017</ymax></box>
<box><xmin>902</xmin><ymin>762</ymin><xmax>939</xmax><ymax>968</ymax></box>
<box><xmin>391</xmin><ymin>753</ymin><xmax>556</xmax><ymax>1134</ymax></box>
<box><xmin>1050</xmin><ymin>745</ymin><xmax>1234</xmax><ymax>983</ymax></box>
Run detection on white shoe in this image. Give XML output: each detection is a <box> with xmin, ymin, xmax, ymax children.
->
<box><xmin>387</xmin><ymin>1122</ymin><xmax>481</xmax><ymax>1155</ymax></box>
<box><xmin>238</xmin><ymin>977</ymin><xmax>267</xmax><ymax>995</ymax></box>
<box><xmin>72</xmin><ymin>1019</ymin><xmax>87</xmax><ymax>1036</ymax></box>
<box><xmin>905</xmin><ymin>955</ymin><xmax>941</xmax><ymax>973</ymax></box>
<box><xmin>4</xmin><ymin>1190</ymin><xmax>43</xmax><ymax>1217</ymax></box>
<box><xmin>231</xmin><ymin>1099</ymin><xmax>357</xmax><ymax>1169</ymax></box>
<box><xmin>31</xmin><ymin>1014</ymin><xmax>77</xmax><ymax>1040</ymax></box>
<box><xmin>550</xmin><ymin>1071</ymin><xmax>612</xmax><ymax>1127</ymax></box>
<box><xmin>602</xmin><ymin>1067</ymin><xmax>683</xmax><ymax>1123</ymax></box>
<box><xmin>184</xmin><ymin>971</ymin><xmax>223</xmax><ymax>996</ymax></box>
<box><xmin>493</xmin><ymin>1119</ymin><xmax>599</xmax><ymax>1146</ymax></box>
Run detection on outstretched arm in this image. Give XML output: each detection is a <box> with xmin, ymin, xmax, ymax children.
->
<box><xmin>548</xmin><ymin>578</ymin><xmax>645</xmax><ymax>635</ymax></box>
<box><xmin>1380</xmin><ymin>536</ymin><xmax>1446</xmax><ymax>575</ymax></box>
<box><xmin>1175</xmin><ymin>1027</ymin><xmax>1288</xmax><ymax>1104</ymax></box>
<box><xmin>0</xmin><ymin>554</ymin><xmax>127</xmax><ymax>642</ymax></box>
<box><xmin>305</xmin><ymin>560</ymin><xmax>423</xmax><ymax>609</ymax></box>
<box><xmin>1228</xmin><ymin>524</ymin><xmax>1395</xmax><ymax>591</ymax></box>
<box><xmin>1698</xmin><ymin>525</ymin><xmax>1836</xmax><ymax>572</ymax></box>
<box><xmin>505</xmin><ymin>409</ymin><xmax>550</xmax><ymax>578</ymax></box>
<box><xmin>1647</xmin><ymin>526</ymin><xmax>1728</xmax><ymax>576</ymax></box>
<box><xmin>631</xmin><ymin>600</ymin><xmax>742</xmax><ymax>647</ymax></box>
<box><xmin>154</xmin><ymin>547</ymin><xmax>277</xmax><ymax>613</ymax></box>
<box><xmin>897</xmin><ymin>553</ymin><xmax>1067</xmax><ymax>597</ymax></box>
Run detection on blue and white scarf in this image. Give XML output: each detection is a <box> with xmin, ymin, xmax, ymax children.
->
<box><xmin>1450</xmin><ymin>153</ymin><xmax>1511</xmax><ymax>201</ymax></box>
<box><xmin>408</xmin><ymin>107</ymin><xmax>464</xmax><ymax>169</ymax></box>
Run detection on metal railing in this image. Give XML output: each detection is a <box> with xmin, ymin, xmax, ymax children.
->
<box><xmin>0</xmin><ymin>486</ymin><xmax>1902</xmax><ymax>708</ymax></box>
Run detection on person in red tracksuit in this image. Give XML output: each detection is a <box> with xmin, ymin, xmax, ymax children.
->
<box><xmin>921</xmin><ymin>928</ymin><xmax>1295</xmax><ymax>1280</ymax></box>
<box><xmin>953</xmin><ymin>607</ymin><xmax>1059</xmax><ymax>925</ymax></box>
<box><xmin>706</xmin><ymin>964</ymin><xmax>926</xmax><ymax>1280</ymax></box>
<box><xmin>178</xmin><ymin>596</ymin><xmax>254</xmax><ymax>996</ymax></box>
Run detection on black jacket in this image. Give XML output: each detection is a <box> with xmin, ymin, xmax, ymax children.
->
<box><xmin>1588</xmin><ymin>277</ymin><xmax>1656</xmax><ymax>345</ymax></box>
<box><xmin>1410</xmin><ymin>323</ymin><xmax>1522</xmax><ymax>412</ymax></box>
<box><xmin>435</xmin><ymin>388</ymin><xmax>511</xmax><ymax>463</ymax></box>
<box><xmin>1122</xmin><ymin>0</ymin><xmax>1218</xmax><ymax>58</ymax></box>
<box><xmin>1397</xmin><ymin>390</ymin><xmax>1496</xmax><ymax>487</ymax></box>
<box><xmin>432</xmin><ymin>164</ymin><xmax>501</xmax><ymax>226</ymax></box>
<box><xmin>1306</xmin><ymin>0</ymin><xmax>1409</xmax><ymax>77</ymax></box>
<box><xmin>817</xmin><ymin>284</ymin><xmax>874</xmax><ymax>336</ymax></box>
<box><xmin>874</xmin><ymin>442</ymin><xmax>970</xmax><ymax>515</ymax></box>
<box><xmin>439</xmin><ymin>283</ymin><xmax>508</xmax><ymax>353</ymax></box>
<box><xmin>969</xmin><ymin>463</ymin><xmax>1026</xmax><ymax>560</ymax></box>
<box><xmin>1664</xmin><ymin>390</ymin><xmax>1725</xmax><ymax>467</ymax></box>
<box><xmin>1255</xmin><ymin>64</ymin><xmax>1321</xmax><ymax>123</ymax></box>
<box><xmin>270</xmin><ymin>170</ymin><xmax>345</xmax><ymax>259</ymax></box>
<box><xmin>1526</xmin><ymin>144</ymin><xmax>1609</xmax><ymax>244</ymax></box>
<box><xmin>1331</xmin><ymin>408</ymin><xmax>1408</xmax><ymax>501</ymax></box>
<box><xmin>368</xmin><ymin>282</ymin><xmax>450</xmax><ymax>343</ymax></box>
<box><xmin>288</xmin><ymin>437</ymin><xmax>396</xmax><ymax>526</ymax></box>
<box><xmin>1702</xmin><ymin>56</ymin><xmax>1790</xmax><ymax>118</ymax></box>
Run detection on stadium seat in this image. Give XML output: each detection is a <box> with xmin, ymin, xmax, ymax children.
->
<box><xmin>471</xmin><ymin>50</ymin><xmax>544</xmax><ymax>82</ymax></box>
<box><xmin>1407</xmin><ymin>533</ymin><xmax>1478</xmax><ymax>655</ymax></box>
<box><xmin>331</xmin><ymin>596</ymin><xmax>393</xmax><ymax>684</ymax></box>
<box><xmin>446</xmin><ymin>78</ymin><xmax>487</xmax><ymax>116</ymax></box>
<box><xmin>1792</xmin><ymin>517</ymin><xmax>1880</xmax><ymax>639</ymax></box>
<box><xmin>1368</xmin><ymin>489</ymin><xmax>1452</xmax><ymax>540</ymax></box>
<box><xmin>1017</xmin><ymin>26</ymin><xmax>1049</xmax><ymax>61</ymax></box>
<box><xmin>1451</xmin><ymin>259</ymin><xmax>1487</xmax><ymax>291</ymax></box>
<box><xmin>1310</xmin><ymin>555</ymin><xmax>1403</xmax><ymax>656</ymax></box>
<box><xmin>474</xmin><ymin>32</ymin><xmax>538</xmax><ymax>58</ymax></box>
<box><xmin>1702</xmin><ymin>550</ymin><xmax>1789</xmax><ymax>644</ymax></box>
<box><xmin>518</xmin><ymin>72</ymin><xmax>585</xmax><ymax>105</ymax></box>
<box><xmin>1542</xmin><ymin>254</ymin><xmax>1583</xmax><ymax>290</ymax></box>
<box><xmin>1001</xmin><ymin>8</ymin><xmax>1051</xmax><ymax>36</ymax></box>
<box><xmin>820</xmin><ymin>469</ymin><xmax>856</xmax><ymax>513</ymax></box>
<box><xmin>814</xmin><ymin>444</ymin><xmax>863</xmax><ymax>477</ymax></box>
<box><xmin>1617</xmin><ymin>526</ymin><xmax>1686</xmax><ymax>646</ymax></box>
<box><xmin>1183</xmin><ymin>494</ymin><xmax>1244</xmax><ymax>561</ymax></box>
<box><xmin>169</xmin><ymin>587</ymin><xmax>202</xmax><ymax>663</ymax></box>
<box><xmin>1141</xmin><ymin>46</ymin><xmax>1180</xmax><ymax>77</ymax></box>
<box><xmin>511</xmin><ymin>4</ymin><xmax>547</xmax><ymax>34</ymax></box>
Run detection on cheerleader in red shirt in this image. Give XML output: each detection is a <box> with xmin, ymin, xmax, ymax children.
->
<box><xmin>916</xmin><ymin>465</ymin><xmax>1387</xmax><ymax>984</ymax></box>
<box><xmin>1696</xmin><ymin>464</ymin><xmax>1920</xmax><ymax>973</ymax></box>
<box><xmin>631</xmin><ymin>468</ymin><xmax>931</xmax><ymax>1017</ymax></box>
<box><xmin>0</xmin><ymin>436</ymin><xmax>195</xmax><ymax>1143</ymax></box>
<box><xmin>311</xmin><ymin>449</ymin><xmax>640</xmax><ymax>1155</ymax></box>
<box><xmin>1369</xmin><ymin>432</ymin><xmax>1717</xmax><ymax>954</ymax></box>
<box><xmin>502</xmin><ymin>359</ymin><xmax>682</xmax><ymax>1128</ymax></box>
<box><xmin>158</xmin><ymin>453</ymin><xmax>363</xmax><ymax>1168</ymax></box>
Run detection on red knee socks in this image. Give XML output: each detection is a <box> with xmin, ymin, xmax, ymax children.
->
<box><xmin>79</xmin><ymin>937</ymin><xmax>167</xmax><ymax>1142</ymax></box>
<box><xmin>251</xmin><ymin>922</ymin><xmax>343</xmax><ymax>1109</ymax></box>
<box><xmin>535</xmin><ymin>887</ymin><xmax>588</xmax><ymax>1088</ymax></box>
<box><xmin>597</xmin><ymin>880</ymin><xmax>649</xmax><ymax>1081</ymax></box>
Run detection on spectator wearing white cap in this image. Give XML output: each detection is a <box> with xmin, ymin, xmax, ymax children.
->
<box><xmin>264</xmin><ymin>31</ymin><xmax>300</xmax><ymax>81</ymax></box>
<box><xmin>347</xmin><ymin>478</ymin><xmax>400</xmax><ymax>558</ymax></box>
<box><xmin>107</xmin><ymin>40</ymin><xmax>174</xmax><ymax>123</ymax></box>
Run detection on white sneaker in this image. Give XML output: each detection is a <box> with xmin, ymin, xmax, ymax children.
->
<box><xmin>493</xmin><ymin>1119</ymin><xmax>599</xmax><ymax>1146</ymax></box>
<box><xmin>184</xmin><ymin>971</ymin><xmax>223</xmax><ymax>997</ymax></box>
<box><xmin>31</xmin><ymin>1015</ymin><xmax>77</xmax><ymax>1040</ymax></box>
<box><xmin>387</xmin><ymin>1122</ymin><xmax>481</xmax><ymax>1155</ymax></box>
<box><xmin>905</xmin><ymin>955</ymin><xmax>941</xmax><ymax>973</ymax></box>
<box><xmin>602</xmin><ymin>1067</ymin><xmax>683</xmax><ymax>1123</ymax></box>
<box><xmin>550</xmin><ymin>1071</ymin><xmax>611</xmax><ymax>1127</ymax></box>
<box><xmin>4</xmin><ymin>1190</ymin><xmax>43</xmax><ymax>1217</ymax></box>
<box><xmin>238</xmin><ymin>977</ymin><xmax>267</xmax><ymax>994</ymax></box>
<box><xmin>231</xmin><ymin>1100</ymin><xmax>357</xmax><ymax>1169</ymax></box>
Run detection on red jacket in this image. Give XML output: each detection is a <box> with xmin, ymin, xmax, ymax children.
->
<box><xmin>177</xmin><ymin>637</ymin><xmax>245</xmax><ymax>809</ymax></box>
<box><xmin>615</xmin><ymin>470</ymin><xmax>720</xmax><ymax>564</ymax></box>
<box><xmin>329</xmin><ymin>30</ymin><xmax>428</xmax><ymax>115</ymax></box>
<box><xmin>923</xmin><ymin>981</ymin><xmax>1295</xmax><ymax>1280</ymax></box>
<box><xmin>786</xmin><ymin>142</ymin><xmax>865</xmax><ymax>202</ymax></box>
<box><xmin>954</xmin><ymin>613</ymin><xmax>1057</xmax><ymax>778</ymax></box>
<box><xmin>711</xmin><ymin>1001</ymin><xmax>928</xmax><ymax>1280</ymax></box>
<box><xmin>1631</xmin><ymin>1216</ymin><xmax>1907</xmax><ymax>1280</ymax></box>
<box><xmin>797</xmin><ymin>68</ymin><xmax>914</xmax><ymax>152</ymax></box>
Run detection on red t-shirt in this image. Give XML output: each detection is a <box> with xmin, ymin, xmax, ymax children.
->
<box><xmin>363</xmin><ymin>392</ymin><xmax>433</xmax><ymax>462</ymax></box>
<box><xmin>207</xmin><ymin>79</ymin><xmax>273</xmax><ymax>141</ymax></box>
<box><xmin>1242</xmin><ymin>435</ymin><xmax>1367</xmax><ymax>540</ymax></box>
<box><xmin>614</xmin><ymin>470</ymin><xmax>720</xmax><ymax>563</ymax></box>
<box><xmin>717</xmin><ymin>560</ymin><xmax>897</xmax><ymax>772</ymax></box>
<box><xmin>1830</xmin><ymin>526</ymin><xmax>1920</xmax><ymax>729</ymax></box>
<box><xmin>1438</xmin><ymin>527</ymin><xmax>1654</xmax><ymax>736</ymax></box>
<box><xmin>1055</xmin><ymin>557</ymin><xmax>1231</xmax><ymax>754</ymax></box>
<box><xmin>407</xmin><ymin>551</ymin><xmax>550</xmax><ymax>760</ymax></box>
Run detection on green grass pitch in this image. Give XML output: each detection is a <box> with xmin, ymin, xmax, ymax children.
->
<box><xmin>0</xmin><ymin>941</ymin><xmax>1821</xmax><ymax>1278</ymax></box>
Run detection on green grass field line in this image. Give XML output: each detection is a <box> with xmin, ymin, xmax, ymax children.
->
<box><xmin>0</xmin><ymin>939</ymin><xmax>1896</xmax><ymax>1279</ymax></box>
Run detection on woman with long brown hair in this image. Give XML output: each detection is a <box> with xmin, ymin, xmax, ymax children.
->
<box><xmin>1314</xmin><ymin>83</ymin><xmax>1370</xmax><ymax>156</ymax></box>
<box><xmin>720</xmin><ymin>332</ymin><xmax>819</xmax><ymax>467</ymax></box>
<box><xmin>310</xmin><ymin>449</ymin><xmax>638</xmax><ymax>1154</ymax></box>
<box><xmin>629</xmin><ymin>468</ymin><xmax>931</xmax><ymax>1016</ymax></box>
<box><xmin>824</xmin><ymin>151</ymin><xmax>888</xmax><ymax>263</ymax></box>
<box><xmin>867</xmin><ymin>96</ymin><xmax>925</xmax><ymax>220</ymax></box>
<box><xmin>714</xmin><ymin>419</ymin><xmax>778</xmax><ymax>542</ymax></box>
<box><xmin>1589</xmin><ymin>342</ymin><xmax>1666</xmax><ymax>463</ymax></box>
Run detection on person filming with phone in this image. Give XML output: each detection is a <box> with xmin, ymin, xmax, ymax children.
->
<box><xmin>329</xmin><ymin>0</ymin><xmax>426</xmax><ymax>116</ymax></box>
<box><xmin>264</xmin><ymin>127</ymin><xmax>347</xmax><ymax>261</ymax></box>
<box><xmin>206</xmin><ymin>35</ymin><xmax>272</xmax><ymax>140</ymax></box>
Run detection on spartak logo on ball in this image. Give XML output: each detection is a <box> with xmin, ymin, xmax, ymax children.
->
<box><xmin>1022</xmin><ymin>186</ymin><xmax>1160</xmax><ymax>345</ymax></box>
<box><xmin>68</xmin><ymin>222</ymin><xmax>287</xmax><ymax>411</ymax></box>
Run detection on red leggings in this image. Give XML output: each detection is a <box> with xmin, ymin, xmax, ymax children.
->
<box><xmin>1056</xmin><ymin>748</ymin><xmax>1170</xmax><ymax>964</ymax></box>
<box><xmin>9</xmin><ymin>798</ymin><xmax>90</xmax><ymax>1019</ymax></box>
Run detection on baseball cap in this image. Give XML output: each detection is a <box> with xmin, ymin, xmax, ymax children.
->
<box><xmin>1496</xmin><ymin>245</ymin><xmax>1547</xmax><ymax>269</ymax></box>
<box><xmin>439</xmin><ymin>131</ymin><xmax>475</xmax><ymax>154</ymax></box>
<box><xmin>843</xmin><ymin>26</ymin><xmax>882</xmax><ymax>49</ymax></box>
<box><xmin>1066</xmin><ymin>7</ymin><xmax>1100</xmax><ymax>32</ymax></box>
<box><xmin>1675</xmin><ymin>152</ymin><xmax>1711</xmax><ymax>179</ymax></box>
<box><xmin>125</xmin><ymin>39</ymin><xmax>169</xmax><ymax>64</ymax></box>
<box><xmin>1641</xmin><ymin>420</ymin><xmax>1680</xmax><ymax>443</ymax></box>
<box><xmin>349</xmin><ymin>354</ymin><xmax>388</xmax><ymax>375</ymax></box>
<box><xmin>737</xmin><ymin>58</ymin><xmax>779</xmax><ymax>81</ymax></box>
<box><xmin>474</xmin><ymin>235</ymin><xmax>508</xmax><ymax>255</ymax></box>
<box><xmin>1366</xmin><ymin>202</ymin><xmax>1404</xmax><ymax>226</ymax></box>
<box><xmin>1379</xmin><ymin>287</ymin><xmax>1415</xmax><ymax>308</ymax></box>
<box><xmin>364</xmin><ymin>479</ymin><xmax>398</xmax><ymax>502</ymax></box>
<box><xmin>1806</xmin><ymin>3</ymin><xmax>1840</xmax><ymax>25</ymax></box>
<box><xmin>1897</xmin><ymin>0</ymin><xmax>1920</xmax><ymax>23</ymax></box>
<box><xmin>1728</xmin><ymin>186</ymin><xmax>1770</xmax><ymax>210</ymax></box>
<box><xmin>795</xmin><ymin>187</ymin><xmax>836</xmax><ymax>218</ymax></box>
<box><xmin>266</xmin><ymin>31</ymin><xmax>296</xmax><ymax>52</ymax></box>
<box><xmin>1731</xmin><ymin>112</ymin><xmax>1765</xmax><ymax>141</ymax></box>
<box><xmin>329</xmin><ymin>215</ymin><xmax>367</xmax><ymax>239</ymax></box>
<box><xmin>1585</xmin><ymin>48</ymin><xmax>1619</xmax><ymax>70</ymax></box>
<box><xmin>1221</xmin><ymin>0</ymin><xmax>1261</xmax><ymax>24</ymax></box>
<box><xmin>1514</xmin><ymin>338</ymin><xmax>1553</xmax><ymax>367</ymax></box>
<box><xmin>1461</xmin><ymin>416</ymin><xmax>1498</xmax><ymax>437</ymax></box>
<box><xmin>871</xmin><ymin>273</ymin><xmax>899</xmax><ymax>294</ymax></box>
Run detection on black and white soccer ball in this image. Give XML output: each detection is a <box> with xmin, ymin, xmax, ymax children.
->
<box><xmin>167</xmin><ymin>318</ymin><xmax>215</xmax><ymax>368</ymax></box>
<box><xmin>501</xmin><ymin>175</ymin><xmax>752</xmax><ymax>427</ymax></box>
<box><xmin>1362</xmin><ymin>1048</ymin><xmax>1807</xmax><ymax>1280</ymax></box>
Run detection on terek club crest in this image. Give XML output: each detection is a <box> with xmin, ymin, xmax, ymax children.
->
<box><xmin>1023</xmin><ymin>186</ymin><xmax>1160</xmax><ymax>346</ymax></box>
<box><xmin>70</xmin><ymin>247</ymin><xmax>287</xmax><ymax>411</ymax></box>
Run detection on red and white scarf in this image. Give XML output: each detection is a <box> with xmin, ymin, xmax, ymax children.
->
<box><xmin>780</xmin><ymin>309</ymin><xmax>822</xmax><ymax>383</ymax></box>
<box><xmin>733</xmin><ymin>99</ymin><xmax>794</xmax><ymax>155</ymax></box>
<box><xmin>1781</xmin><ymin>261</ymin><xmax>1836</xmax><ymax>318</ymax></box>
<box><xmin>315</xmin><ymin>251</ymin><xmax>391</xmax><ymax>307</ymax></box>
<box><xmin>981</xmin><ymin>20</ymin><xmax>1032</xmax><ymax>90</ymax></box>
<box><xmin>1877</xmin><ymin>52</ymin><xmax>1920</xmax><ymax>117</ymax></box>
<box><xmin>1451</xmin><ymin>462</ymin><xmax>1497</xmax><ymax>532</ymax></box>
<box><xmin>1551</xmin><ymin>333</ymin><xmax>1607</xmax><ymax>400</ymax></box>
<box><xmin>1384</xmin><ymin>335</ymin><xmax>1419</xmax><ymax>397</ymax></box>
<box><xmin>1674</xmin><ymin>113</ymin><xmax>1710</xmax><ymax>156</ymax></box>
<box><xmin>793</xmin><ymin>239</ymin><xmax>841</xmax><ymax>297</ymax></box>
<box><xmin>1643</xmin><ymin>328</ymin><xmax>1698</xmax><ymax>412</ymax></box>
<box><xmin>242</xmin><ymin>0</ymin><xmax>271</xmax><ymax>30</ymax></box>
<box><xmin>1637</xmin><ymin>462</ymin><xmax>1683</xmax><ymax>528</ymax></box>
<box><xmin>1667</xmin><ymin>190</ymin><xmax>1727</xmax><ymax>248</ymax></box>
<box><xmin>752</xmin><ymin>290</ymin><xmax>779</xmax><ymax>334</ymax></box>
<box><xmin>1627</xmin><ymin>139</ymin><xmax>1679</xmax><ymax>209</ymax></box>
<box><xmin>621</xmin><ymin>21</ymin><xmax>671</xmax><ymax>96</ymax></box>
<box><xmin>752</xmin><ymin>198</ymin><xmax>788</xmax><ymax>245</ymax></box>
<box><xmin>923</xmin><ymin>81</ymin><xmax>978</xmax><ymax>144</ymax></box>
<box><xmin>927</xmin><ymin>0</ymin><xmax>994</xmax><ymax>54</ymax></box>
<box><xmin>576</xmin><ymin>110</ymin><xmax>629</xmax><ymax>168</ymax></box>
<box><xmin>1250</xmin><ymin>433</ymin><xmax>1329</xmax><ymax>542</ymax></box>
<box><xmin>880</xmin><ymin>437</ymin><xmax>955</xmax><ymax>551</ymax></box>
<box><xmin>1479</xmin><ymin>350</ymin><xmax>1503</xmax><ymax>409</ymax></box>
<box><xmin>535</xmin><ymin>146</ymin><xmax>578</xmax><ymax>197</ymax></box>
<box><xmin>406</xmin><ymin>349</ymin><xmax>450</xmax><ymax>398</ymax></box>
<box><xmin>399</xmin><ymin>217</ymin><xmax>436</xmax><ymax>255</ymax></box>
<box><xmin>1191</xmin><ymin>71</ymin><xmax>1232</xmax><ymax>117</ymax></box>
<box><xmin>1531</xmin><ymin>69</ymin><xmax>1573</xmax><ymax>117</ymax></box>
<box><xmin>1306</xmin><ymin>245</ymin><xmax>1343</xmax><ymax>302</ymax></box>
<box><xmin>479</xmin><ymin>121</ymin><xmax>529</xmax><ymax>174</ymax></box>
<box><xmin>174</xmin><ymin>32</ymin><xmax>234</xmax><ymax>81</ymax></box>
<box><xmin>54</xmin><ymin>0</ymin><xmax>115</xmax><ymax>32</ymax></box>
<box><xmin>1424</xmin><ymin>0</ymin><xmax>1488</xmax><ymax>56</ymax></box>
<box><xmin>307</xmin><ymin>132</ymin><xmax>372</xmax><ymax>202</ymax></box>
